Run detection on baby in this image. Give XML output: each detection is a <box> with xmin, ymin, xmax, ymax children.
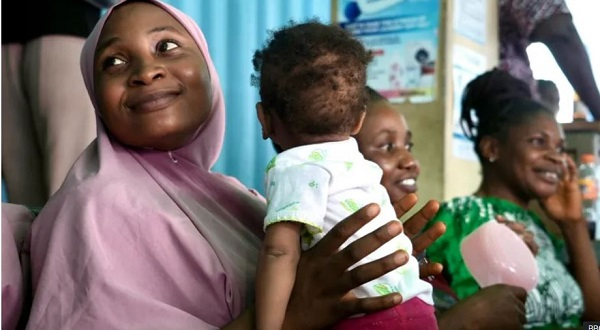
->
<box><xmin>252</xmin><ymin>20</ymin><xmax>436</xmax><ymax>330</ymax></box>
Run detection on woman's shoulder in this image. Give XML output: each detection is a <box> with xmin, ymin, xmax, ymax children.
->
<box><xmin>212</xmin><ymin>172</ymin><xmax>267</xmax><ymax>204</ymax></box>
<box><xmin>36</xmin><ymin>169</ymin><xmax>162</xmax><ymax>228</ymax></box>
<box><xmin>54</xmin><ymin>171</ymin><xmax>145</xmax><ymax>201</ymax></box>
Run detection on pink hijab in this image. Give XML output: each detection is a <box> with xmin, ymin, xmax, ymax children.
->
<box><xmin>27</xmin><ymin>1</ymin><xmax>265</xmax><ymax>328</ymax></box>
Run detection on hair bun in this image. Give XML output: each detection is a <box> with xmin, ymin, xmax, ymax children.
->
<box><xmin>463</xmin><ymin>68</ymin><xmax>531</xmax><ymax>115</ymax></box>
<box><xmin>459</xmin><ymin>68</ymin><xmax>550</xmax><ymax>160</ymax></box>
<box><xmin>461</xmin><ymin>69</ymin><xmax>532</xmax><ymax>137</ymax></box>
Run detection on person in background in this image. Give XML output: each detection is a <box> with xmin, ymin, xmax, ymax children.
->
<box><xmin>356</xmin><ymin>86</ymin><xmax>528</xmax><ymax>329</ymax></box>
<box><xmin>537</xmin><ymin>79</ymin><xmax>561</xmax><ymax>115</ymax></box>
<box><xmin>499</xmin><ymin>0</ymin><xmax>600</xmax><ymax>119</ymax></box>
<box><xmin>22</xmin><ymin>1</ymin><xmax>443</xmax><ymax>328</ymax></box>
<box><xmin>425</xmin><ymin>69</ymin><xmax>600</xmax><ymax>328</ymax></box>
<box><xmin>1</xmin><ymin>0</ymin><xmax>116</xmax><ymax>207</ymax></box>
<box><xmin>252</xmin><ymin>21</ymin><xmax>437</xmax><ymax>330</ymax></box>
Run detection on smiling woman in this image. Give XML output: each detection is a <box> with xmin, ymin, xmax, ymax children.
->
<box><xmin>27</xmin><ymin>2</ymin><xmax>267</xmax><ymax>327</ymax></box>
<box><xmin>93</xmin><ymin>3</ymin><xmax>212</xmax><ymax>150</ymax></box>
<box><xmin>355</xmin><ymin>86</ymin><xmax>419</xmax><ymax>203</ymax></box>
<box><xmin>22</xmin><ymin>1</ymin><xmax>445</xmax><ymax>328</ymax></box>
<box><xmin>424</xmin><ymin>69</ymin><xmax>600</xmax><ymax>329</ymax></box>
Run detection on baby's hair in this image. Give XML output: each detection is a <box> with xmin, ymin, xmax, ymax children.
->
<box><xmin>251</xmin><ymin>19</ymin><xmax>371</xmax><ymax>137</ymax></box>
<box><xmin>460</xmin><ymin>68</ymin><xmax>553</xmax><ymax>159</ymax></box>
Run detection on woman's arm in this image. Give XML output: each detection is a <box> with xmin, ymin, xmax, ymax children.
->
<box><xmin>437</xmin><ymin>284</ymin><xmax>527</xmax><ymax>330</ymax></box>
<box><xmin>255</xmin><ymin>222</ymin><xmax>302</xmax><ymax>330</ymax></box>
<box><xmin>559</xmin><ymin>221</ymin><xmax>600</xmax><ymax>321</ymax></box>
<box><xmin>541</xmin><ymin>156</ymin><xmax>600</xmax><ymax>320</ymax></box>
<box><xmin>282</xmin><ymin>195</ymin><xmax>440</xmax><ymax>329</ymax></box>
<box><xmin>281</xmin><ymin>206</ymin><xmax>406</xmax><ymax>329</ymax></box>
<box><xmin>222</xmin><ymin>204</ymin><xmax>406</xmax><ymax>330</ymax></box>
<box><xmin>223</xmin><ymin>194</ymin><xmax>441</xmax><ymax>330</ymax></box>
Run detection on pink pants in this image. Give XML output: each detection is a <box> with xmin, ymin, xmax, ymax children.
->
<box><xmin>333</xmin><ymin>298</ymin><xmax>437</xmax><ymax>330</ymax></box>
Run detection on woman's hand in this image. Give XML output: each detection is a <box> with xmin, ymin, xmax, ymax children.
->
<box><xmin>437</xmin><ymin>284</ymin><xmax>527</xmax><ymax>330</ymax></box>
<box><xmin>400</xmin><ymin>194</ymin><xmax>445</xmax><ymax>278</ymax></box>
<box><xmin>540</xmin><ymin>155</ymin><xmax>584</xmax><ymax>224</ymax></box>
<box><xmin>282</xmin><ymin>194</ymin><xmax>439</xmax><ymax>330</ymax></box>
<box><xmin>496</xmin><ymin>215</ymin><xmax>539</xmax><ymax>255</ymax></box>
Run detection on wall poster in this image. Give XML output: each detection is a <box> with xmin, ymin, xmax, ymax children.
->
<box><xmin>335</xmin><ymin>0</ymin><xmax>441</xmax><ymax>103</ymax></box>
<box><xmin>452</xmin><ymin>45</ymin><xmax>486</xmax><ymax>161</ymax></box>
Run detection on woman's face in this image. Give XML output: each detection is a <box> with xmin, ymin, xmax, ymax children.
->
<box><xmin>94</xmin><ymin>2</ymin><xmax>212</xmax><ymax>150</ymax></box>
<box><xmin>493</xmin><ymin>113</ymin><xmax>565</xmax><ymax>200</ymax></box>
<box><xmin>356</xmin><ymin>101</ymin><xmax>420</xmax><ymax>203</ymax></box>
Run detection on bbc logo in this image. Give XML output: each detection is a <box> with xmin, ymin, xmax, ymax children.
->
<box><xmin>584</xmin><ymin>322</ymin><xmax>600</xmax><ymax>329</ymax></box>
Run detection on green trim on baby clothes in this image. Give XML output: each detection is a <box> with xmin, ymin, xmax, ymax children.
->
<box><xmin>340</xmin><ymin>199</ymin><xmax>361</xmax><ymax>213</ymax></box>
<box><xmin>308</xmin><ymin>150</ymin><xmax>326</xmax><ymax>162</ymax></box>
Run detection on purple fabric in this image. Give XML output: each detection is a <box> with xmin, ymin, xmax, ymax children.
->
<box><xmin>2</xmin><ymin>203</ymin><xmax>35</xmax><ymax>330</ymax></box>
<box><xmin>498</xmin><ymin>0</ymin><xmax>571</xmax><ymax>98</ymax></box>
<box><xmin>26</xmin><ymin>1</ymin><xmax>266</xmax><ymax>329</ymax></box>
<box><xmin>2</xmin><ymin>215</ymin><xmax>22</xmax><ymax>330</ymax></box>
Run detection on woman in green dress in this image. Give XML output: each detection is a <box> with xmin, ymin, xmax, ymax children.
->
<box><xmin>426</xmin><ymin>69</ymin><xmax>600</xmax><ymax>329</ymax></box>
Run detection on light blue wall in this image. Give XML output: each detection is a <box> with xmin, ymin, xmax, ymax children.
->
<box><xmin>2</xmin><ymin>178</ymin><xmax>8</xmax><ymax>203</ymax></box>
<box><xmin>163</xmin><ymin>0</ymin><xmax>332</xmax><ymax>193</ymax></box>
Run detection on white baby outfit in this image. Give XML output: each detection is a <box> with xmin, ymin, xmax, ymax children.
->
<box><xmin>264</xmin><ymin>138</ymin><xmax>433</xmax><ymax>304</ymax></box>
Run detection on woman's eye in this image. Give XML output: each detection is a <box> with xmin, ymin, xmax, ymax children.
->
<box><xmin>405</xmin><ymin>142</ymin><xmax>414</xmax><ymax>152</ymax></box>
<box><xmin>530</xmin><ymin>137</ymin><xmax>546</xmax><ymax>147</ymax></box>
<box><xmin>102</xmin><ymin>57</ymin><xmax>126</xmax><ymax>69</ymax></box>
<box><xmin>157</xmin><ymin>40</ymin><xmax>179</xmax><ymax>52</ymax></box>
<box><xmin>378</xmin><ymin>142</ymin><xmax>394</xmax><ymax>152</ymax></box>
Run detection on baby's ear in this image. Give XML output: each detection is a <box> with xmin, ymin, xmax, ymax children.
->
<box><xmin>351</xmin><ymin>111</ymin><xmax>367</xmax><ymax>135</ymax></box>
<box><xmin>256</xmin><ymin>102</ymin><xmax>271</xmax><ymax>140</ymax></box>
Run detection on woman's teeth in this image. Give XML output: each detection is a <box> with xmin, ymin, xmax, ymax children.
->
<box><xmin>543</xmin><ymin>171</ymin><xmax>558</xmax><ymax>182</ymax></box>
<box><xmin>400</xmin><ymin>178</ymin><xmax>416</xmax><ymax>186</ymax></box>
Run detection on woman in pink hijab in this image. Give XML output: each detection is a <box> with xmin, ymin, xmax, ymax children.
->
<box><xmin>23</xmin><ymin>1</ymin><xmax>443</xmax><ymax>328</ymax></box>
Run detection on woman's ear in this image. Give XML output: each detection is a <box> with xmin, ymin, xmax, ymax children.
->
<box><xmin>256</xmin><ymin>102</ymin><xmax>271</xmax><ymax>140</ymax></box>
<box><xmin>479</xmin><ymin>136</ymin><xmax>499</xmax><ymax>163</ymax></box>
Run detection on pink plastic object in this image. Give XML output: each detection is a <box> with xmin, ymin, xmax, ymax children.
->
<box><xmin>460</xmin><ymin>220</ymin><xmax>539</xmax><ymax>292</ymax></box>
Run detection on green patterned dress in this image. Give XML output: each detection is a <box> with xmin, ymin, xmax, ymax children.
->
<box><xmin>426</xmin><ymin>196</ymin><xmax>583</xmax><ymax>329</ymax></box>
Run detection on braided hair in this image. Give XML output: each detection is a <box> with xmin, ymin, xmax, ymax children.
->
<box><xmin>460</xmin><ymin>69</ymin><xmax>554</xmax><ymax>160</ymax></box>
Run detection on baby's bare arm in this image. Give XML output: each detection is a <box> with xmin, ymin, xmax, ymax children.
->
<box><xmin>256</xmin><ymin>222</ymin><xmax>303</xmax><ymax>330</ymax></box>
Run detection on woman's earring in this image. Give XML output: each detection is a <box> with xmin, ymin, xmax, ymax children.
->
<box><xmin>489</xmin><ymin>156</ymin><xmax>496</xmax><ymax>163</ymax></box>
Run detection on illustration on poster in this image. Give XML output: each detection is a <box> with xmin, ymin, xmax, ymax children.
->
<box><xmin>338</xmin><ymin>0</ymin><xmax>440</xmax><ymax>103</ymax></box>
<box><xmin>379</xmin><ymin>42</ymin><xmax>435</xmax><ymax>98</ymax></box>
<box><xmin>345</xmin><ymin>0</ymin><xmax>405</xmax><ymax>21</ymax></box>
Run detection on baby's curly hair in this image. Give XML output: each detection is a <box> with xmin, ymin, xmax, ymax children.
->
<box><xmin>251</xmin><ymin>19</ymin><xmax>371</xmax><ymax>137</ymax></box>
